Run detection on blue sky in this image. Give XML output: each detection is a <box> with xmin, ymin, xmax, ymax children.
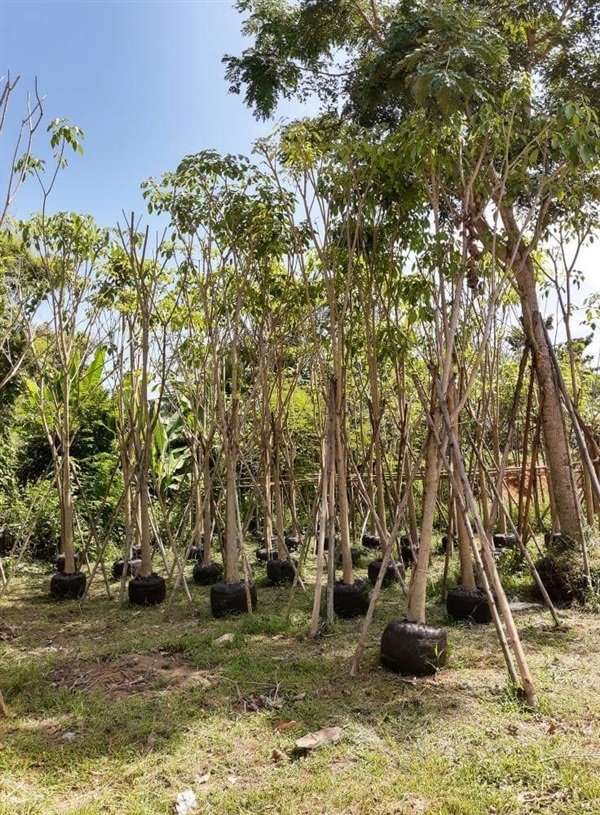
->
<box><xmin>0</xmin><ymin>0</ymin><xmax>301</xmax><ymax>228</ymax></box>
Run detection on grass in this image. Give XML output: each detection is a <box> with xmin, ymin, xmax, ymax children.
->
<box><xmin>1</xmin><ymin>545</ymin><xmax>600</xmax><ymax>814</ymax></box>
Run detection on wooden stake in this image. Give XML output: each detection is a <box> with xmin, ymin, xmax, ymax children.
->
<box><xmin>437</xmin><ymin>382</ymin><xmax>538</xmax><ymax>707</ymax></box>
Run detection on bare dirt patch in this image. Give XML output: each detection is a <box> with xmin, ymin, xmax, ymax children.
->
<box><xmin>50</xmin><ymin>649</ymin><xmax>216</xmax><ymax>699</ymax></box>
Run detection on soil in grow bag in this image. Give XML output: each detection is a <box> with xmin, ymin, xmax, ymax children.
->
<box><xmin>266</xmin><ymin>558</ymin><xmax>297</xmax><ymax>585</ymax></box>
<box><xmin>335</xmin><ymin>547</ymin><xmax>362</xmax><ymax>567</ymax></box>
<box><xmin>50</xmin><ymin>570</ymin><xmax>87</xmax><ymax>600</ymax></box>
<box><xmin>400</xmin><ymin>535</ymin><xmax>418</xmax><ymax>567</ymax></box>
<box><xmin>367</xmin><ymin>558</ymin><xmax>400</xmax><ymax>587</ymax></box>
<box><xmin>128</xmin><ymin>573</ymin><xmax>166</xmax><ymax>606</ymax></box>
<box><xmin>255</xmin><ymin>546</ymin><xmax>278</xmax><ymax>563</ymax></box>
<box><xmin>361</xmin><ymin>533</ymin><xmax>381</xmax><ymax>550</ymax></box>
<box><xmin>493</xmin><ymin>533</ymin><xmax>516</xmax><ymax>549</ymax></box>
<box><xmin>333</xmin><ymin>579</ymin><xmax>370</xmax><ymax>618</ymax></box>
<box><xmin>285</xmin><ymin>535</ymin><xmax>300</xmax><ymax>551</ymax></box>
<box><xmin>380</xmin><ymin>620</ymin><xmax>447</xmax><ymax>675</ymax></box>
<box><xmin>55</xmin><ymin>553</ymin><xmax>81</xmax><ymax>573</ymax></box>
<box><xmin>192</xmin><ymin>561</ymin><xmax>223</xmax><ymax>586</ymax></box>
<box><xmin>112</xmin><ymin>557</ymin><xmax>142</xmax><ymax>580</ymax></box>
<box><xmin>446</xmin><ymin>586</ymin><xmax>492</xmax><ymax>624</ymax></box>
<box><xmin>534</xmin><ymin>552</ymin><xmax>587</xmax><ymax>606</ymax></box>
<box><xmin>210</xmin><ymin>581</ymin><xmax>257</xmax><ymax>618</ymax></box>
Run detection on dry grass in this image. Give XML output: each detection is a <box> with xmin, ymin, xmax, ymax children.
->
<box><xmin>1</xmin><ymin>549</ymin><xmax>600</xmax><ymax>815</ymax></box>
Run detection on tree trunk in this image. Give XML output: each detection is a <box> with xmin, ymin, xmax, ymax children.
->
<box><xmin>138</xmin><ymin>311</ymin><xmax>153</xmax><ymax>579</ymax></box>
<box><xmin>191</xmin><ymin>442</ymin><xmax>203</xmax><ymax>548</ymax></box>
<box><xmin>334</xmin><ymin>374</ymin><xmax>354</xmax><ymax>585</ymax></box>
<box><xmin>272</xmin><ymin>412</ymin><xmax>286</xmax><ymax>558</ymax></box>
<box><xmin>60</xmin><ymin>428</ymin><xmax>76</xmax><ymax>574</ymax></box>
<box><xmin>406</xmin><ymin>423</ymin><xmax>441</xmax><ymax>623</ymax></box>
<box><xmin>224</xmin><ymin>442</ymin><xmax>240</xmax><ymax>583</ymax></box>
<box><xmin>448</xmin><ymin>380</ymin><xmax>476</xmax><ymax>592</ymax></box>
<box><xmin>202</xmin><ymin>441</ymin><xmax>213</xmax><ymax>566</ymax></box>
<box><xmin>514</xmin><ymin>253</ymin><xmax>582</xmax><ymax>543</ymax></box>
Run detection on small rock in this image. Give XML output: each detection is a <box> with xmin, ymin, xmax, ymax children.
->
<box><xmin>227</xmin><ymin>775</ymin><xmax>239</xmax><ymax>785</ymax></box>
<box><xmin>195</xmin><ymin>773</ymin><xmax>210</xmax><ymax>785</ymax></box>
<box><xmin>272</xmin><ymin>748</ymin><xmax>290</xmax><ymax>762</ymax></box>
<box><xmin>61</xmin><ymin>732</ymin><xmax>77</xmax><ymax>742</ymax></box>
<box><xmin>295</xmin><ymin>726</ymin><xmax>345</xmax><ymax>752</ymax></box>
<box><xmin>509</xmin><ymin>601</ymin><xmax>543</xmax><ymax>611</ymax></box>
<box><xmin>214</xmin><ymin>633</ymin><xmax>234</xmax><ymax>645</ymax></box>
<box><xmin>175</xmin><ymin>789</ymin><xmax>198</xmax><ymax>814</ymax></box>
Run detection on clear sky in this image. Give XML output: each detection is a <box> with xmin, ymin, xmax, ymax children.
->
<box><xmin>0</xmin><ymin>0</ymin><xmax>300</xmax><ymax>228</ymax></box>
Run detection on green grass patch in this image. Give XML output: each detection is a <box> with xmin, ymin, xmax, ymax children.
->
<box><xmin>1</xmin><ymin>550</ymin><xmax>600</xmax><ymax>815</ymax></box>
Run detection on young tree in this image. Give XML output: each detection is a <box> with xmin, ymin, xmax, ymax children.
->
<box><xmin>225</xmin><ymin>0</ymin><xmax>600</xmax><ymax>544</ymax></box>
<box><xmin>20</xmin><ymin>212</ymin><xmax>108</xmax><ymax>597</ymax></box>
<box><xmin>144</xmin><ymin>150</ymin><xmax>292</xmax><ymax>615</ymax></box>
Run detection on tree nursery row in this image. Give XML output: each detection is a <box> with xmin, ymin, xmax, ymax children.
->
<box><xmin>1</xmin><ymin>1</ymin><xmax>600</xmax><ymax>712</ymax></box>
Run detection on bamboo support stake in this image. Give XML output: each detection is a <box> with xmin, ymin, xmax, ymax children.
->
<box><xmin>520</xmin><ymin>420</ymin><xmax>541</xmax><ymax>547</ymax></box>
<box><xmin>463</xmin><ymin>426</ymin><xmax>561</xmax><ymax>627</ymax></box>
<box><xmin>310</xmin><ymin>383</ymin><xmax>335</xmax><ymax>637</ymax></box>
<box><xmin>517</xmin><ymin>362</ymin><xmax>536</xmax><ymax>537</ymax></box>
<box><xmin>326</xmin><ymin>429</ymin><xmax>336</xmax><ymax>628</ymax></box>
<box><xmin>437</xmin><ymin>382</ymin><xmax>538</xmax><ymax>707</ymax></box>
<box><xmin>349</xmin><ymin>438</ymin><xmax>426</xmax><ymax>677</ymax></box>
<box><xmin>233</xmin><ymin>489</ymin><xmax>255</xmax><ymax>615</ymax></box>
<box><xmin>412</xmin><ymin>377</ymin><xmax>520</xmax><ymax>689</ymax></box>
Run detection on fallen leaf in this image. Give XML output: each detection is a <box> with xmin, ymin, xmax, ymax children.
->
<box><xmin>271</xmin><ymin>748</ymin><xmax>290</xmax><ymax>762</ymax></box>
<box><xmin>295</xmin><ymin>726</ymin><xmax>345</xmax><ymax>752</ymax></box>
<box><xmin>61</xmin><ymin>732</ymin><xmax>77</xmax><ymax>742</ymax></box>
<box><xmin>195</xmin><ymin>773</ymin><xmax>210</xmax><ymax>785</ymax></box>
<box><xmin>227</xmin><ymin>775</ymin><xmax>239</xmax><ymax>785</ymax></box>
<box><xmin>276</xmin><ymin>720</ymin><xmax>298</xmax><ymax>731</ymax></box>
<box><xmin>507</xmin><ymin>724</ymin><xmax>519</xmax><ymax>735</ymax></box>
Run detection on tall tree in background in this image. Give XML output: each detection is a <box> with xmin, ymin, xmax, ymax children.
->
<box><xmin>224</xmin><ymin>0</ymin><xmax>600</xmax><ymax>544</ymax></box>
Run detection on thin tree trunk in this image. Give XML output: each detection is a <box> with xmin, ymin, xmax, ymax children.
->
<box><xmin>272</xmin><ymin>413</ymin><xmax>286</xmax><ymax>559</ymax></box>
<box><xmin>224</xmin><ymin>443</ymin><xmax>240</xmax><ymax>584</ymax></box>
<box><xmin>448</xmin><ymin>380</ymin><xmax>476</xmax><ymax>592</ymax></box>
<box><xmin>513</xmin><ymin>252</ymin><xmax>582</xmax><ymax>543</ymax></box>
<box><xmin>334</xmin><ymin>374</ymin><xmax>354</xmax><ymax>585</ymax></box>
<box><xmin>139</xmin><ymin>311</ymin><xmax>153</xmax><ymax>579</ymax></box>
<box><xmin>406</xmin><ymin>422</ymin><xmax>441</xmax><ymax>623</ymax></box>
<box><xmin>60</xmin><ymin>424</ymin><xmax>76</xmax><ymax>574</ymax></box>
<box><xmin>202</xmin><ymin>442</ymin><xmax>213</xmax><ymax>566</ymax></box>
